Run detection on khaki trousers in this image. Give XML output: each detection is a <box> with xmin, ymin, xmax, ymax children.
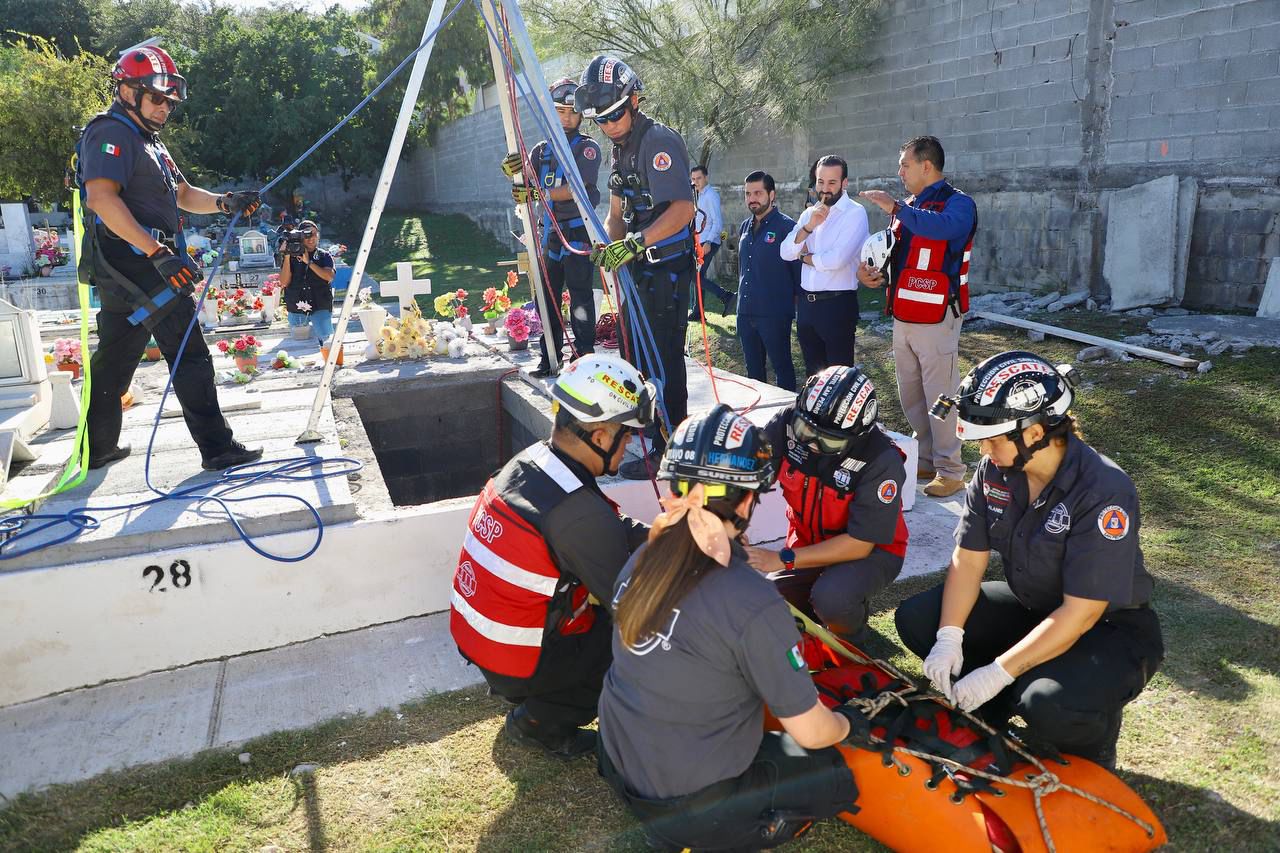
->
<box><xmin>892</xmin><ymin>312</ymin><xmax>964</xmax><ymax>479</ymax></box>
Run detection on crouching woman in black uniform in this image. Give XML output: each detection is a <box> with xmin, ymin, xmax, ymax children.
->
<box><xmin>598</xmin><ymin>404</ymin><xmax>859</xmax><ymax>852</ymax></box>
<box><xmin>895</xmin><ymin>351</ymin><xmax>1164</xmax><ymax>769</ymax></box>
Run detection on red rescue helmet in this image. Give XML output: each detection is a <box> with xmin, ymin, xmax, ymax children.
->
<box><xmin>113</xmin><ymin>47</ymin><xmax>188</xmax><ymax>104</ymax></box>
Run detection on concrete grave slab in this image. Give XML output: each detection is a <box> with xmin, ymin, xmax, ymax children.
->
<box><xmin>214</xmin><ymin>612</ymin><xmax>477</xmax><ymax>746</ymax></box>
<box><xmin>1148</xmin><ymin>314</ymin><xmax>1280</xmax><ymax>348</ymax></box>
<box><xmin>1173</xmin><ymin>178</ymin><xmax>1198</xmax><ymax>305</ymax></box>
<box><xmin>1259</xmin><ymin>259</ymin><xmax>1280</xmax><ymax>320</ymax></box>
<box><xmin>0</xmin><ymin>660</ymin><xmax>221</xmax><ymax>799</ymax></box>
<box><xmin>1103</xmin><ymin>175</ymin><xmax>1179</xmax><ymax>311</ymax></box>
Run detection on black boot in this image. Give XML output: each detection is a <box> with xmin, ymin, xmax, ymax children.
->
<box><xmin>504</xmin><ymin>706</ymin><xmax>596</xmax><ymax>759</ymax></box>
<box><xmin>88</xmin><ymin>444</ymin><xmax>131</xmax><ymax>470</ymax></box>
<box><xmin>202</xmin><ymin>440</ymin><xmax>264</xmax><ymax>471</ymax></box>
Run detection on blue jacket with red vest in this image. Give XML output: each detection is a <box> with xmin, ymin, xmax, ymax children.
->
<box><xmin>450</xmin><ymin>441</ymin><xmax>646</xmax><ymax>678</ymax></box>
<box><xmin>764</xmin><ymin>408</ymin><xmax>909</xmax><ymax>559</ymax></box>
<box><xmin>887</xmin><ymin>179</ymin><xmax>977</xmax><ymax>324</ymax></box>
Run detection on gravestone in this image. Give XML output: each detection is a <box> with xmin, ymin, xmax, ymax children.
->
<box><xmin>0</xmin><ymin>203</ymin><xmax>34</xmax><ymax>278</ymax></box>
<box><xmin>379</xmin><ymin>262</ymin><xmax>432</xmax><ymax>313</ymax></box>
<box><xmin>1258</xmin><ymin>259</ymin><xmax>1280</xmax><ymax>320</ymax></box>
<box><xmin>1103</xmin><ymin>176</ymin><xmax>1179</xmax><ymax>311</ymax></box>
<box><xmin>237</xmin><ymin>230</ymin><xmax>274</xmax><ymax>269</ymax></box>
<box><xmin>0</xmin><ymin>298</ymin><xmax>52</xmax><ymax>489</ymax></box>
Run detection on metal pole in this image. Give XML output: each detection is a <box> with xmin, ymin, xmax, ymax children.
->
<box><xmin>297</xmin><ymin>0</ymin><xmax>449</xmax><ymax>443</ymax></box>
<box><xmin>479</xmin><ymin>0</ymin><xmax>558</xmax><ymax>374</ymax></box>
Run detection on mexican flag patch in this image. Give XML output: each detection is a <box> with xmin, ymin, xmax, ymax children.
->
<box><xmin>101</xmin><ymin>143</ymin><xmax>120</xmax><ymax>157</ymax></box>
<box><xmin>786</xmin><ymin>643</ymin><xmax>805</xmax><ymax>671</ymax></box>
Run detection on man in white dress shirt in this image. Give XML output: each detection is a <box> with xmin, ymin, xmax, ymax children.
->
<box><xmin>780</xmin><ymin>155</ymin><xmax>868</xmax><ymax>377</ymax></box>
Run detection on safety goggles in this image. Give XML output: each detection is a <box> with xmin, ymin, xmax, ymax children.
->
<box><xmin>673</xmin><ymin>480</ymin><xmax>729</xmax><ymax>503</ymax></box>
<box><xmin>592</xmin><ymin>104</ymin><xmax>628</xmax><ymax>125</ymax></box>
<box><xmin>790</xmin><ymin>410</ymin><xmax>853</xmax><ymax>455</ymax></box>
<box><xmin>135</xmin><ymin>73</ymin><xmax>188</xmax><ymax>102</ymax></box>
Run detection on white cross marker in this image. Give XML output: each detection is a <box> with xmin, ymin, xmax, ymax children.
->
<box><xmin>379</xmin><ymin>262</ymin><xmax>432</xmax><ymax>313</ymax></box>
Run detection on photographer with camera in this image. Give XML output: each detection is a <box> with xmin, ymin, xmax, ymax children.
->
<box><xmin>278</xmin><ymin>220</ymin><xmax>336</xmax><ymax>342</ymax></box>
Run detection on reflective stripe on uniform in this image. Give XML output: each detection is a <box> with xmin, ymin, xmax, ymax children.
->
<box><xmin>527</xmin><ymin>443</ymin><xmax>583</xmax><ymax>495</ymax></box>
<box><xmin>463</xmin><ymin>531</ymin><xmax>558</xmax><ymax>596</ymax></box>
<box><xmin>451</xmin><ymin>590</ymin><xmax>544</xmax><ymax>646</ymax></box>
<box><xmin>896</xmin><ymin>289</ymin><xmax>946</xmax><ymax>305</ymax></box>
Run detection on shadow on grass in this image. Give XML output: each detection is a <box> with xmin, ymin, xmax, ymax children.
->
<box><xmin>0</xmin><ymin>688</ymin><xmax>501</xmax><ymax>852</ymax></box>
<box><xmin>1116</xmin><ymin>771</ymin><xmax>1280</xmax><ymax>850</ymax></box>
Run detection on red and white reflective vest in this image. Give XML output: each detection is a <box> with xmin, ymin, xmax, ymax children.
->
<box><xmin>776</xmin><ymin>436</ymin><xmax>909</xmax><ymax>558</ymax></box>
<box><xmin>450</xmin><ymin>443</ymin><xmax>597</xmax><ymax>678</ymax></box>
<box><xmin>888</xmin><ymin>182</ymin><xmax>976</xmax><ymax>324</ymax></box>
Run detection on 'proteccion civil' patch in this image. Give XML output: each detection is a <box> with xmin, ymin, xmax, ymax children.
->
<box><xmin>652</xmin><ymin>151</ymin><xmax>672</xmax><ymax>172</ymax></box>
<box><xmin>583</xmin><ymin>145</ymin><xmax>597</xmax><ymax>160</ymax></box>
<box><xmin>877</xmin><ymin>480</ymin><xmax>898</xmax><ymax>504</ymax></box>
<box><xmin>1097</xmin><ymin>505</ymin><xmax>1130</xmax><ymax>540</ymax></box>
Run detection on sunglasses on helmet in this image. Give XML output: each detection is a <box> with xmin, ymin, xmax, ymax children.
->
<box><xmin>790</xmin><ymin>411</ymin><xmax>853</xmax><ymax>455</ymax></box>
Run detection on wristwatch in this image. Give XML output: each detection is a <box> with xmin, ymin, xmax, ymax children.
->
<box><xmin>779</xmin><ymin>548</ymin><xmax>796</xmax><ymax>570</ymax></box>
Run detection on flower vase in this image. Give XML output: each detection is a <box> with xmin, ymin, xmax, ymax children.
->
<box><xmin>320</xmin><ymin>343</ymin><xmax>345</xmax><ymax>367</ymax></box>
<box><xmin>57</xmin><ymin>361</ymin><xmax>81</xmax><ymax>380</ymax></box>
<box><xmin>39</xmin><ymin>266</ymin><xmax>52</xmax><ymax>277</ymax></box>
<box><xmin>145</xmin><ymin>345</ymin><xmax>162</xmax><ymax>361</ymax></box>
<box><xmin>234</xmin><ymin>355</ymin><xmax>257</xmax><ymax>373</ymax></box>
<box><xmin>356</xmin><ymin>306</ymin><xmax>387</xmax><ymax>341</ymax></box>
<box><xmin>482</xmin><ymin>320</ymin><xmax>497</xmax><ymax>335</ymax></box>
<box><xmin>48</xmin><ymin>370</ymin><xmax>80</xmax><ymax>429</ymax></box>
<box><xmin>289</xmin><ymin>324</ymin><xmax>313</xmax><ymax>341</ymax></box>
<box><xmin>508</xmin><ymin>338</ymin><xmax>529</xmax><ymax>352</ymax></box>
<box><xmin>454</xmin><ymin>316</ymin><xmax>472</xmax><ymax>333</ymax></box>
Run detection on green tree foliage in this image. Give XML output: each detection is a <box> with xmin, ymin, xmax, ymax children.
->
<box><xmin>174</xmin><ymin>6</ymin><xmax>390</xmax><ymax>192</ymax></box>
<box><xmin>526</xmin><ymin>0</ymin><xmax>881</xmax><ymax>167</ymax></box>
<box><xmin>0</xmin><ymin>0</ymin><xmax>105</xmax><ymax>56</ymax></box>
<box><xmin>91</xmin><ymin>0</ymin><xmax>184</xmax><ymax>57</ymax></box>
<box><xmin>0</xmin><ymin>36</ymin><xmax>111</xmax><ymax>203</ymax></box>
<box><xmin>363</xmin><ymin>0</ymin><xmax>493</xmax><ymax>145</ymax></box>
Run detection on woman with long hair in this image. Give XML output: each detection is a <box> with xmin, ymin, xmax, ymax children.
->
<box><xmin>598</xmin><ymin>405</ymin><xmax>859</xmax><ymax>852</ymax></box>
<box><xmin>895</xmin><ymin>351</ymin><xmax>1164</xmax><ymax>769</ymax></box>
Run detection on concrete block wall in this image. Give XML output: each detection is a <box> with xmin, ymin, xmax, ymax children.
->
<box><xmin>386</xmin><ymin>0</ymin><xmax>1279</xmax><ymax>310</ymax></box>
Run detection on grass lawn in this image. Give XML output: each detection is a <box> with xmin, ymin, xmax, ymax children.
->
<box><xmin>356</xmin><ymin>213</ymin><xmax>522</xmax><ymax>321</ymax></box>
<box><xmin>2</xmin><ymin>234</ymin><xmax>1277</xmax><ymax>851</ymax></box>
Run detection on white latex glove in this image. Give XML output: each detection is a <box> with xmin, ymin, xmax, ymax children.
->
<box><xmin>923</xmin><ymin>626</ymin><xmax>965</xmax><ymax>702</ymax></box>
<box><xmin>952</xmin><ymin>660</ymin><xmax>1015</xmax><ymax>712</ymax></box>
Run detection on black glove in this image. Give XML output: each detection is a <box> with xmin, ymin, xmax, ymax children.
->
<box><xmin>149</xmin><ymin>245</ymin><xmax>201</xmax><ymax>294</ymax></box>
<box><xmin>218</xmin><ymin>190</ymin><xmax>261</xmax><ymax>218</ymax></box>
<box><xmin>831</xmin><ymin>703</ymin><xmax>870</xmax><ymax>744</ymax></box>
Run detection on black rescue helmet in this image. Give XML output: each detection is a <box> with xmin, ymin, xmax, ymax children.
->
<box><xmin>949</xmin><ymin>350</ymin><xmax>1077</xmax><ymax>441</ymax></box>
<box><xmin>549</xmin><ymin>77</ymin><xmax>577</xmax><ymax>107</ymax></box>
<box><xmin>574</xmin><ymin>55</ymin><xmax>643</xmax><ymax>118</ymax></box>
<box><xmin>659</xmin><ymin>404</ymin><xmax>775</xmax><ymax>492</ymax></box>
<box><xmin>796</xmin><ymin>366</ymin><xmax>879</xmax><ymax>436</ymax></box>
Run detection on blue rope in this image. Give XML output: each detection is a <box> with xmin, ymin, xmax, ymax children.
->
<box><xmin>0</xmin><ymin>2</ymin><xmax>468</xmax><ymax>562</ymax></box>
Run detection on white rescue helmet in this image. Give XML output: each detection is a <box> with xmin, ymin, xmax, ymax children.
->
<box><xmin>860</xmin><ymin>228</ymin><xmax>895</xmax><ymax>278</ymax></box>
<box><xmin>551</xmin><ymin>354</ymin><xmax>656</xmax><ymax>428</ymax></box>
<box><xmin>946</xmin><ymin>351</ymin><xmax>1077</xmax><ymax>441</ymax></box>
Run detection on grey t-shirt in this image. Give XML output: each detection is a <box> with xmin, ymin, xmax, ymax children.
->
<box><xmin>599</xmin><ymin>542</ymin><xmax>818</xmax><ymax>800</ymax></box>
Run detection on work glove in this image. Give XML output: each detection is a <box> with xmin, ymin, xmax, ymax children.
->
<box><xmin>951</xmin><ymin>660</ymin><xmax>1014</xmax><ymax>712</ymax></box>
<box><xmin>500</xmin><ymin>152</ymin><xmax>523</xmax><ymax>178</ymax></box>
<box><xmin>149</xmin><ymin>245</ymin><xmax>201</xmax><ymax>293</ymax></box>
<box><xmin>590</xmin><ymin>233</ymin><xmax>645</xmax><ymax>272</ymax></box>
<box><xmin>511</xmin><ymin>184</ymin><xmax>541</xmax><ymax>205</ymax></box>
<box><xmin>831</xmin><ymin>702</ymin><xmax>870</xmax><ymax>743</ymax></box>
<box><xmin>218</xmin><ymin>190</ymin><xmax>262</xmax><ymax>218</ymax></box>
<box><xmin>923</xmin><ymin>626</ymin><xmax>965</xmax><ymax>702</ymax></box>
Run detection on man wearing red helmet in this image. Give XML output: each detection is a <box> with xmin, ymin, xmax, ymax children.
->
<box><xmin>499</xmin><ymin>78</ymin><xmax>603</xmax><ymax>378</ymax></box>
<box><xmin>76</xmin><ymin>46</ymin><xmax>263</xmax><ymax>471</ymax></box>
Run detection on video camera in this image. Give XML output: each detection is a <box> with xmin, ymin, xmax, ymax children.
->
<box><xmin>279</xmin><ymin>226</ymin><xmax>315</xmax><ymax>256</ymax></box>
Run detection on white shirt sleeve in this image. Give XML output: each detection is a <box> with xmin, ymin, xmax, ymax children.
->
<box><xmin>779</xmin><ymin>211</ymin><xmax>809</xmax><ymax>262</ymax></box>
<box><xmin>810</xmin><ymin>202</ymin><xmax>868</xmax><ymax>273</ymax></box>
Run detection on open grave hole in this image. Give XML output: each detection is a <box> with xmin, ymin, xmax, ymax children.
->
<box><xmin>345</xmin><ymin>366</ymin><xmax>550</xmax><ymax>506</ymax></box>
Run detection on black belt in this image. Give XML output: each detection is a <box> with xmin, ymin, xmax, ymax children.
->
<box><xmin>802</xmin><ymin>290</ymin><xmax>853</xmax><ymax>302</ymax></box>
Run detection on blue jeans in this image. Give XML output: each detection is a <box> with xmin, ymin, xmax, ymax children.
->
<box><xmin>690</xmin><ymin>241</ymin><xmax>731</xmax><ymax>310</ymax></box>
<box><xmin>288</xmin><ymin>310</ymin><xmax>333</xmax><ymax>341</ymax></box>
<box><xmin>738</xmin><ymin>314</ymin><xmax>796</xmax><ymax>391</ymax></box>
